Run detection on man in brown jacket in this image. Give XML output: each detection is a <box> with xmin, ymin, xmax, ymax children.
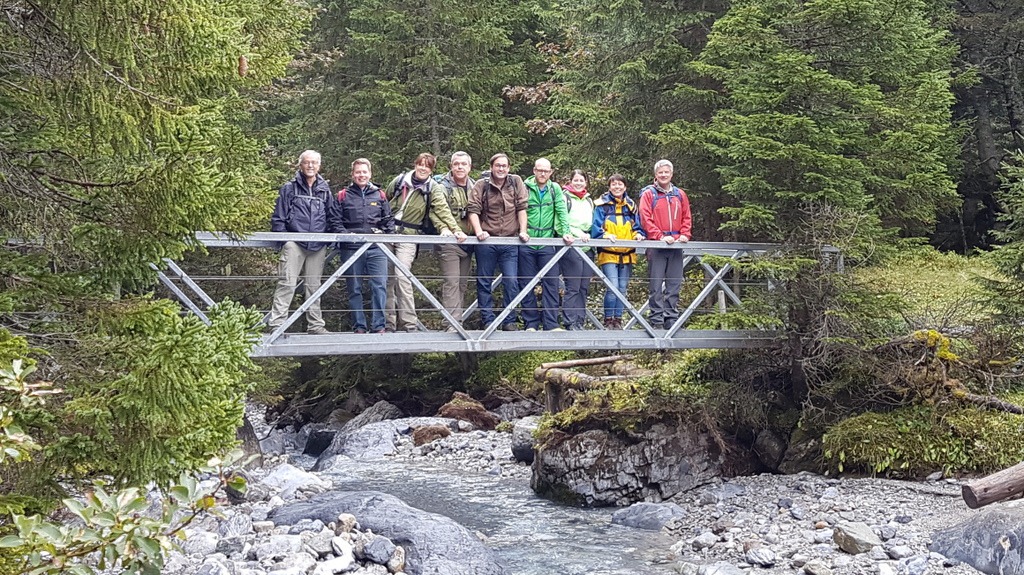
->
<box><xmin>466</xmin><ymin>153</ymin><xmax>528</xmax><ymax>331</ymax></box>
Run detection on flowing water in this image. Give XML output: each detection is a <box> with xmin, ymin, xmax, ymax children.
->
<box><xmin>316</xmin><ymin>457</ymin><xmax>678</xmax><ymax>575</ymax></box>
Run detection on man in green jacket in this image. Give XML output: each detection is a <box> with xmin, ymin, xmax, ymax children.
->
<box><xmin>385</xmin><ymin>152</ymin><xmax>464</xmax><ymax>332</ymax></box>
<box><xmin>520</xmin><ymin>157</ymin><xmax>574</xmax><ymax>331</ymax></box>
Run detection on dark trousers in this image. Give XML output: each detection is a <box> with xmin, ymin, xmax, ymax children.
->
<box><xmin>647</xmin><ymin>248</ymin><xmax>683</xmax><ymax>327</ymax></box>
<box><xmin>474</xmin><ymin>243</ymin><xmax>520</xmax><ymax>327</ymax></box>
<box><xmin>560</xmin><ymin>248</ymin><xmax>592</xmax><ymax>328</ymax></box>
<box><xmin>518</xmin><ymin>246</ymin><xmax>561</xmax><ymax>330</ymax></box>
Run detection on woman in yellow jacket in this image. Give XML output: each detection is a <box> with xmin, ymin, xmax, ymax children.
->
<box><xmin>591</xmin><ymin>174</ymin><xmax>645</xmax><ymax>328</ymax></box>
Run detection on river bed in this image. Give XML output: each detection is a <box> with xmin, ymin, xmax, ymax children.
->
<box><xmin>312</xmin><ymin>456</ymin><xmax>676</xmax><ymax>575</ymax></box>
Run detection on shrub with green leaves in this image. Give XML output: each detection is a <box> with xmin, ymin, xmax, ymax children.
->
<box><xmin>823</xmin><ymin>404</ymin><xmax>1024</xmax><ymax>476</ymax></box>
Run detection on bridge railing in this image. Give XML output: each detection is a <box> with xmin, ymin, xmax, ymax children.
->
<box><xmin>152</xmin><ymin>232</ymin><xmax>801</xmax><ymax>355</ymax></box>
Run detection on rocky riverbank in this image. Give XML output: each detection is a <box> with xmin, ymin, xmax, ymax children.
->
<box><xmin>156</xmin><ymin>403</ymin><xmax>990</xmax><ymax>575</ymax></box>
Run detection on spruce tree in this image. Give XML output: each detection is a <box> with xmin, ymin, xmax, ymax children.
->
<box><xmin>271</xmin><ymin>0</ymin><xmax>539</xmax><ymax>178</ymax></box>
<box><xmin>0</xmin><ymin>0</ymin><xmax>306</xmax><ymax>491</ymax></box>
<box><xmin>682</xmin><ymin>0</ymin><xmax>958</xmax><ymax>249</ymax></box>
<box><xmin>536</xmin><ymin>0</ymin><xmax>727</xmax><ymax>235</ymax></box>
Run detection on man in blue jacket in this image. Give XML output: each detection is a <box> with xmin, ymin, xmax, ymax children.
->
<box><xmin>328</xmin><ymin>158</ymin><xmax>395</xmax><ymax>334</ymax></box>
<box><xmin>268</xmin><ymin>150</ymin><xmax>334</xmax><ymax>334</ymax></box>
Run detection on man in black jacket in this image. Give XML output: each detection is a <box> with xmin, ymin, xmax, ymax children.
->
<box><xmin>328</xmin><ymin>158</ymin><xmax>395</xmax><ymax>333</ymax></box>
<box><xmin>268</xmin><ymin>150</ymin><xmax>334</xmax><ymax>334</ymax></box>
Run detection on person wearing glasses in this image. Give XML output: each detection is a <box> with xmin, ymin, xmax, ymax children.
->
<box><xmin>466</xmin><ymin>153</ymin><xmax>529</xmax><ymax>331</ymax></box>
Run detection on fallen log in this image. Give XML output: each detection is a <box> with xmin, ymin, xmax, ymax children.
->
<box><xmin>534</xmin><ymin>354</ymin><xmax>641</xmax><ymax>414</ymax></box>
<box><xmin>540</xmin><ymin>355</ymin><xmax>633</xmax><ymax>370</ymax></box>
<box><xmin>962</xmin><ymin>461</ymin><xmax>1024</xmax><ymax>509</ymax></box>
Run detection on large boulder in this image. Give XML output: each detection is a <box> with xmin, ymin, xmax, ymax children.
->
<box><xmin>611</xmin><ymin>502</ymin><xmax>686</xmax><ymax>531</ymax></box>
<box><xmin>777</xmin><ymin>428</ymin><xmax>823</xmax><ymax>474</ymax></box>
<box><xmin>511</xmin><ymin>416</ymin><xmax>541</xmax><ymax>464</ymax></box>
<box><xmin>314</xmin><ymin>417</ymin><xmax>461</xmax><ymax>471</ymax></box>
<box><xmin>531</xmin><ymin>423</ymin><xmax>758</xmax><ymax>507</ymax></box>
<box><xmin>930</xmin><ymin>499</ymin><xmax>1024</xmax><ymax>574</ymax></box>
<box><xmin>269</xmin><ymin>491</ymin><xmax>507</xmax><ymax>575</ymax></box>
<box><xmin>341</xmin><ymin>400</ymin><xmax>404</xmax><ymax>434</ymax></box>
<box><xmin>310</xmin><ymin>401</ymin><xmax>404</xmax><ymax>466</ymax></box>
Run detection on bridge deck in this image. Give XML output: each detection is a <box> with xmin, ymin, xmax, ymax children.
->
<box><xmin>252</xmin><ymin>329</ymin><xmax>777</xmax><ymax>356</ymax></box>
<box><xmin>153</xmin><ymin>232</ymin><xmax>805</xmax><ymax>356</ymax></box>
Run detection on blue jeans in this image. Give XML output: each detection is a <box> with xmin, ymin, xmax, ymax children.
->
<box><xmin>600</xmin><ymin>262</ymin><xmax>633</xmax><ymax>319</ymax></box>
<box><xmin>475</xmin><ymin>243</ymin><xmax>520</xmax><ymax>327</ymax></box>
<box><xmin>518</xmin><ymin>246</ymin><xmax>560</xmax><ymax>330</ymax></box>
<box><xmin>342</xmin><ymin>246</ymin><xmax>387</xmax><ymax>331</ymax></box>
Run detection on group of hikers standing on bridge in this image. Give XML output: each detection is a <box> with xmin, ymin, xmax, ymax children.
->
<box><xmin>267</xmin><ymin>150</ymin><xmax>692</xmax><ymax>335</ymax></box>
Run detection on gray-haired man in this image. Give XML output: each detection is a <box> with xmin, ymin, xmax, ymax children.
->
<box><xmin>437</xmin><ymin>151</ymin><xmax>476</xmax><ymax>329</ymax></box>
<box><xmin>268</xmin><ymin>150</ymin><xmax>334</xmax><ymax>334</ymax></box>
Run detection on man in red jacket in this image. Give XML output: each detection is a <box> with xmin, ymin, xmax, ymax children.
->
<box><xmin>638</xmin><ymin>159</ymin><xmax>692</xmax><ymax>330</ymax></box>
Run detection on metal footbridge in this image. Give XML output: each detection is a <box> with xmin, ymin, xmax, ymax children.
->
<box><xmin>155</xmin><ymin>232</ymin><xmax>798</xmax><ymax>356</ymax></box>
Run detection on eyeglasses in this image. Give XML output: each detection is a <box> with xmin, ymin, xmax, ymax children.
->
<box><xmin>534</xmin><ymin>168</ymin><xmax>552</xmax><ymax>174</ymax></box>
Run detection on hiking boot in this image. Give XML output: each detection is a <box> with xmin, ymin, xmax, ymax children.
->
<box><xmin>265</xmin><ymin>323</ymin><xmax>283</xmax><ymax>333</ymax></box>
<box><xmin>405</xmin><ymin>325</ymin><xmax>419</xmax><ymax>332</ymax></box>
<box><xmin>502</xmin><ymin>323</ymin><xmax>520</xmax><ymax>331</ymax></box>
<box><xmin>307</xmin><ymin>326</ymin><xmax>331</xmax><ymax>335</ymax></box>
<box><xmin>550</xmin><ymin>327</ymin><xmax>566</xmax><ymax>332</ymax></box>
<box><xmin>525</xmin><ymin>327</ymin><xmax>537</xmax><ymax>332</ymax></box>
<box><xmin>612</xmin><ymin>318</ymin><xmax>623</xmax><ymax>329</ymax></box>
<box><xmin>353</xmin><ymin>327</ymin><xmax>367</xmax><ymax>334</ymax></box>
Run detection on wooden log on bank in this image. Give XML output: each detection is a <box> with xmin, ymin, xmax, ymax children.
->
<box><xmin>962</xmin><ymin>461</ymin><xmax>1024</xmax><ymax>509</ymax></box>
<box><xmin>534</xmin><ymin>355</ymin><xmax>637</xmax><ymax>414</ymax></box>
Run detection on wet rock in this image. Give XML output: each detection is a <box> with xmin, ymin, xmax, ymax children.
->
<box><xmin>611</xmin><ymin>501</ymin><xmax>686</xmax><ymax>531</ymax></box>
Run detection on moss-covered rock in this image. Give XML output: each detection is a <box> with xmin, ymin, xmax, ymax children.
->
<box><xmin>436</xmin><ymin>392</ymin><xmax>499</xmax><ymax>430</ymax></box>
